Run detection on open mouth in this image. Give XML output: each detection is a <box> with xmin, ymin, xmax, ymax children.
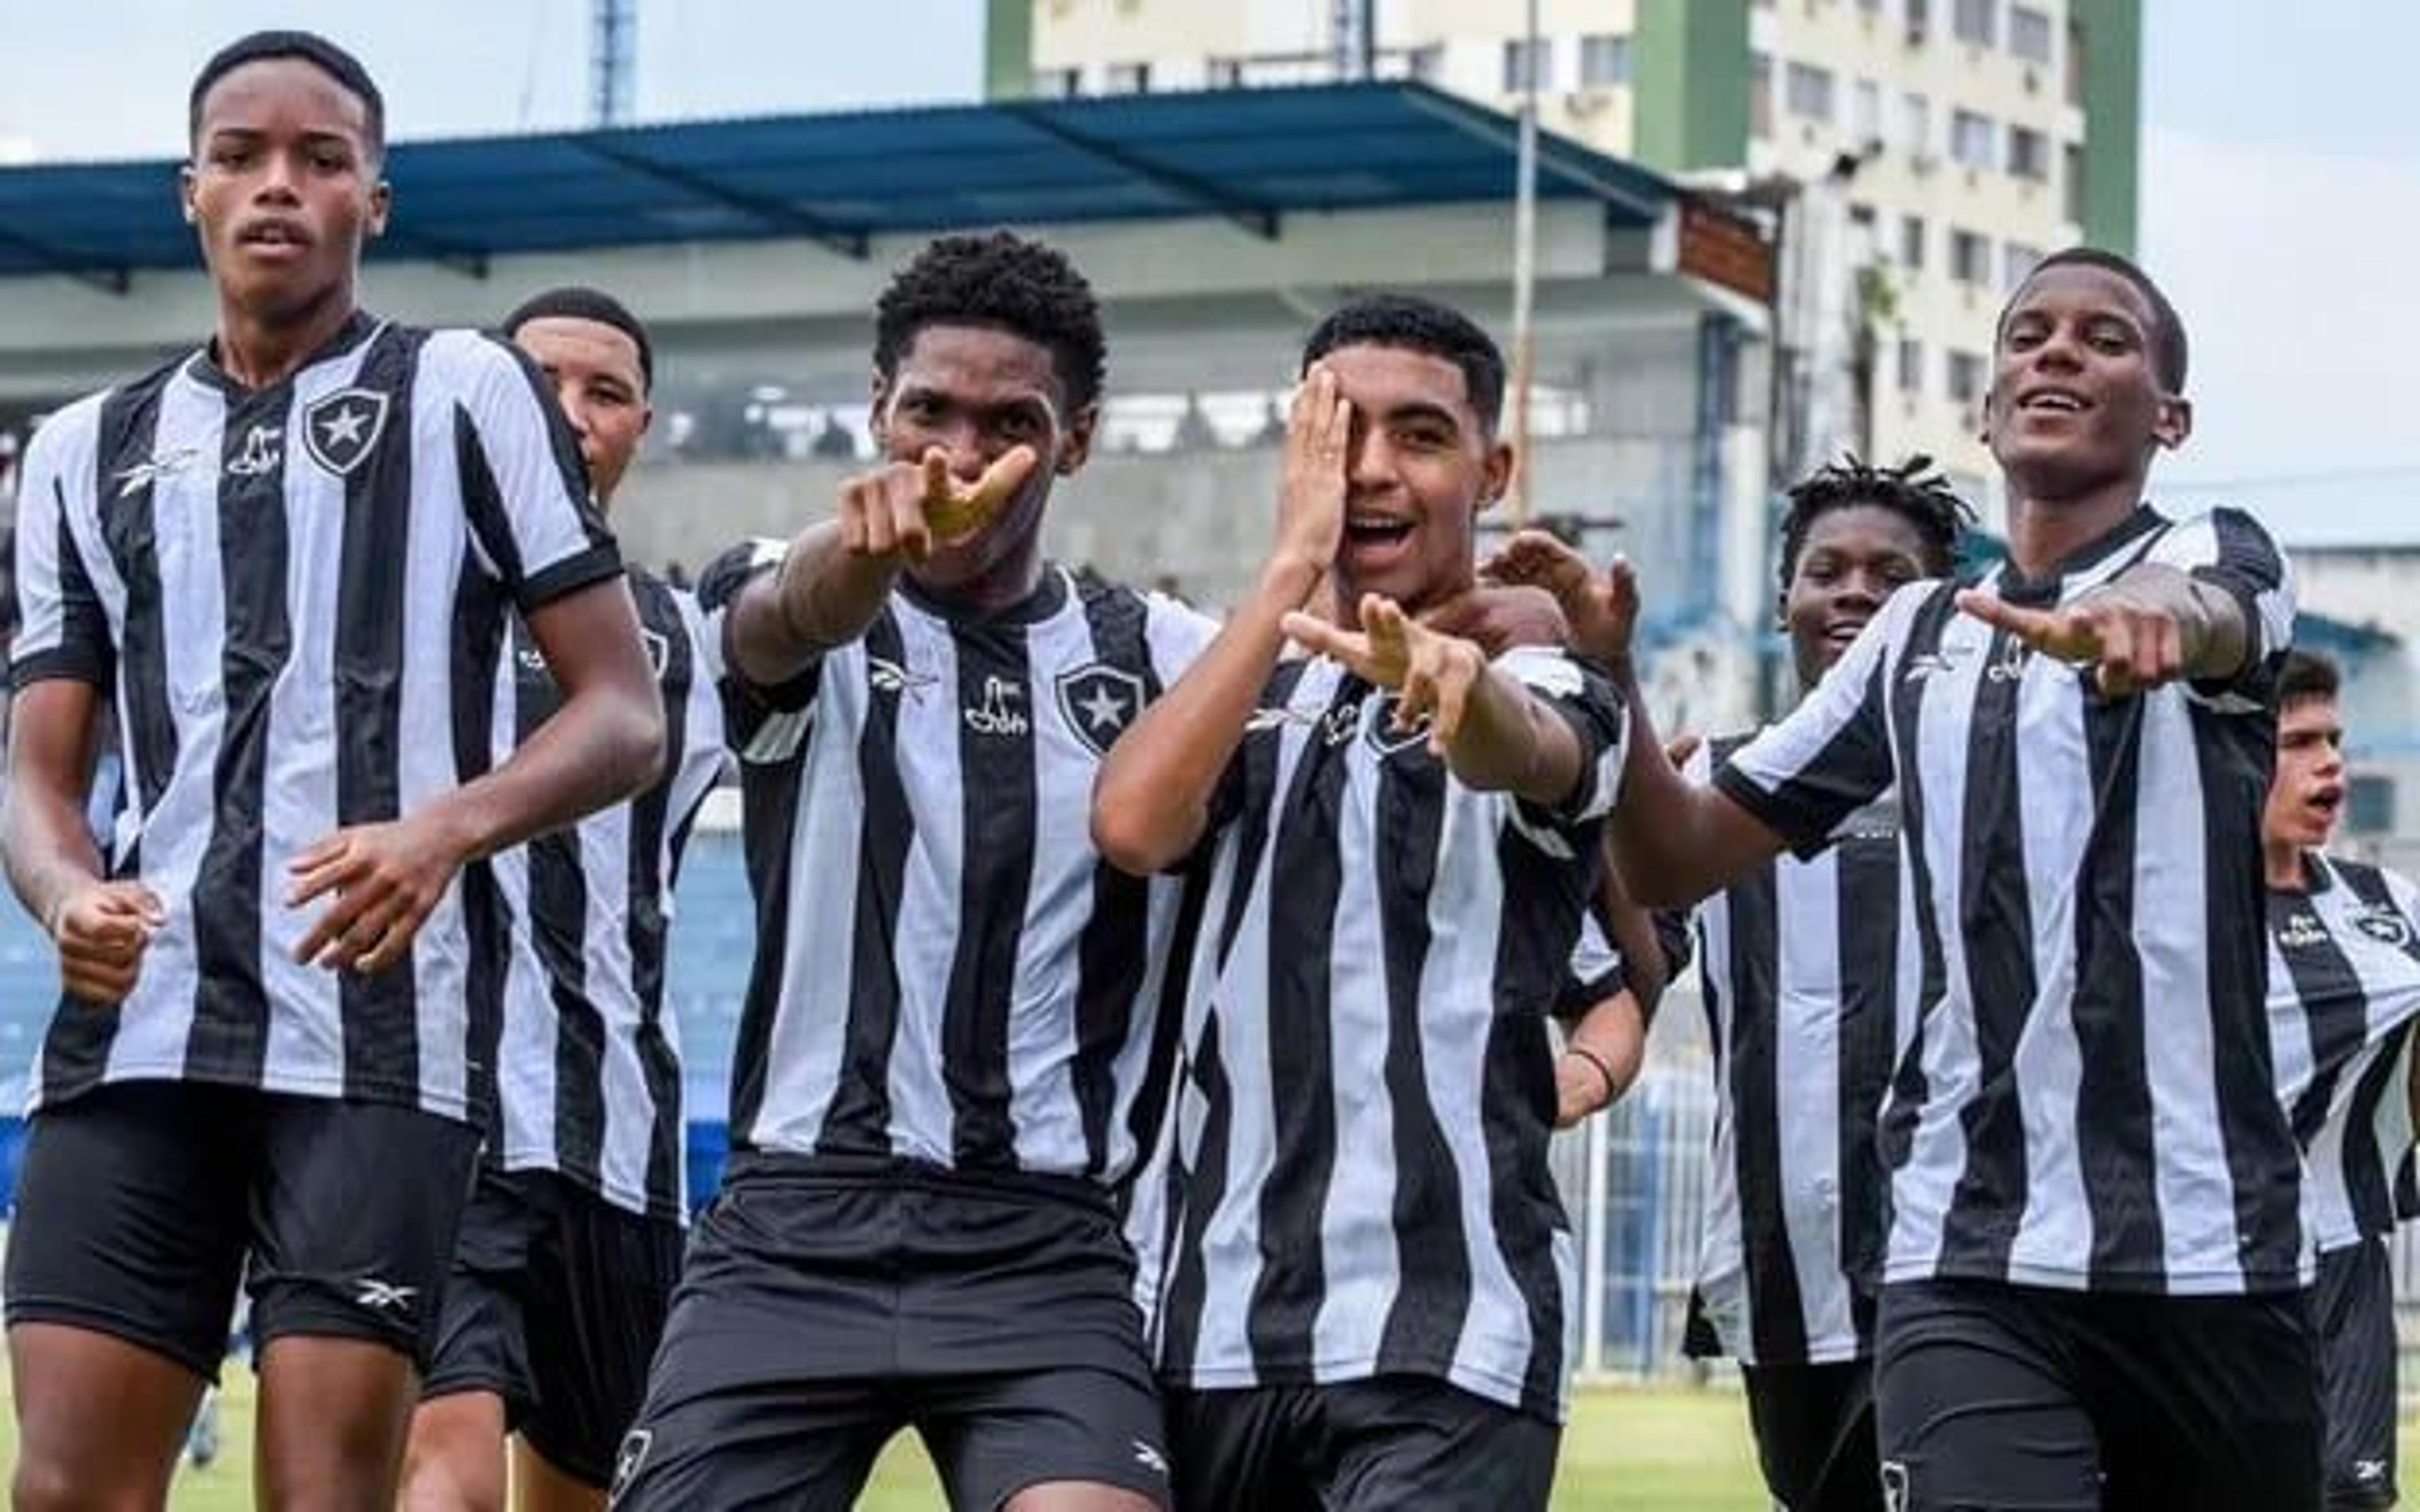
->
<box><xmin>2309</xmin><ymin>786</ymin><xmax>2345</xmax><ymax>820</ymax></box>
<box><xmin>237</xmin><ymin>222</ymin><xmax>311</xmax><ymax>253</ymax></box>
<box><xmin>2017</xmin><ymin>388</ymin><xmax>2089</xmax><ymax>415</ymax></box>
<box><xmin>1344</xmin><ymin>513</ymin><xmax>1415</xmax><ymax>548</ymax></box>
<box><xmin>1823</xmin><ymin>618</ymin><xmax>1869</xmax><ymax>648</ymax></box>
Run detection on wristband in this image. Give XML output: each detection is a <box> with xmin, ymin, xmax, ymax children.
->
<box><xmin>1565</xmin><ymin>1042</ymin><xmax>1620</xmax><ymax>1107</ymax></box>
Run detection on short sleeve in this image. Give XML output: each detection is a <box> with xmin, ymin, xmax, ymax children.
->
<box><xmin>2146</xmin><ymin>507</ymin><xmax>2295</xmax><ymax>704</ymax></box>
<box><xmin>10</xmin><ymin>404</ymin><xmax>114</xmax><ymax>691</ymax></box>
<box><xmin>1495</xmin><ymin>644</ymin><xmax>1628</xmax><ymax>827</ymax></box>
<box><xmin>450</xmin><ymin>334</ymin><xmax>623</xmax><ymax>612</ymax></box>
<box><xmin>1143</xmin><ymin>594</ymin><xmax>1222</xmax><ymax>687</ymax></box>
<box><xmin>1553</xmin><ymin>912</ymin><xmax>1626</xmax><ymax>1020</ymax></box>
<box><xmin>1715</xmin><ymin>586</ymin><xmax>1922</xmax><ymax>858</ymax></box>
<box><xmin>698</xmin><ymin>537</ymin><xmax>822</xmax><ymax>764</ymax></box>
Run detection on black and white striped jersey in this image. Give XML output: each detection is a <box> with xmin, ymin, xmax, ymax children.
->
<box><xmin>700</xmin><ymin>544</ymin><xmax>1218</xmax><ymax>1187</ymax></box>
<box><xmin>2266</xmin><ymin>855</ymin><xmax>2420</xmax><ymax>1256</ymax></box>
<box><xmin>1717</xmin><ymin>505</ymin><xmax>2303</xmax><ymax>1295</ymax></box>
<box><xmin>1152</xmin><ymin>648</ymin><xmax>1627</xmax><ymax>1423</ymax></box>
<box><xmin>478</xmin><ymin>571</ymin><xmax>727</xmax><ymax>1222</ymax></box>
<box><xmin>1686</xmin><ymin>736</ymin><xmax>1916</xmax><ymax>1367</ymax></box>
<box><xmin>10</xmin><ymin>312</ymin><xmax>618</xmax><ymax>1120</ymax></box>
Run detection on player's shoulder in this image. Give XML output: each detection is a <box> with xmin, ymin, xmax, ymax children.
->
<box><xmin>2145</xmin><ymin>503</ymin><xmax>2282</xmax><ymax>564</ymax></box>
<box><xmin>413</xmin><ymin>326</ymin><xmax>544</xmax><ymax>399</ymax></box>
<box><xmin>695</xmin><ymin>537</ymin><xmax>788</xmax><ymax>614</ymax></box>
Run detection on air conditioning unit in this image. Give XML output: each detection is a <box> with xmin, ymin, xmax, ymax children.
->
<box><xmin>1564</xmin><ymin>89</ymin><xmax>1610</xmax><ymax>117</ymax></box>
<box><xmin>1906</xmin><ymin>21</ymin><xmax>1928</xmax><ymax>46</ymax></box>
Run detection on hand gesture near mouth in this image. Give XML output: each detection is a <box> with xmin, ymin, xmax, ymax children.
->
<box><xmin>1273</xmin><ymin>364</ymin><xmax>1350</xmax><ymax>581</ymax></box>
<box><xmin>839</xmin><ymin>444</ymin><xmax>1037</xmax><ymax>564</ymax></box>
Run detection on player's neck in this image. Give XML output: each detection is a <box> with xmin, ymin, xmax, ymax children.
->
<box><xmin>2000</xmin><ymin>474</ymin><xmax>2148</xmax><ymax>580</ymax></box>
<box><xmin>913</xmin><ymin>543</ymin><xmax>1046</xmax><ymax>620</ymax></box>
<box><xmin>212</xmin><ymin>284</ymin><xmax>360</xmax><ymax>391</ymax></box>
<box><xmin>2264</xmin><ymin>838</ymin><xmax>2311</xmax><ymax>892</ymax></box>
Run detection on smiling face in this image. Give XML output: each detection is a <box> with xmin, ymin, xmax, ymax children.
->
<box><xmin>183</xmin><ymin>57</ymin><xmax>388</xmax><ymax>329</ymax></box>
<box><xmin>1984</xmin><ymin>261</ymin><xmax>2189</xmax><ymax>503</ymax></box>
<box><xmin>1321</xmin><ymin>341</ymin><xmax>1513</xmax><ymax>619</ymax></box>
<box><xmin>2266</xmin><ymin>694</ymin><xmax>2348</xmax><ymax>854</ymax></box>
<box><xmin>1782</xmin><ymin>503</ymin><xmax>1933</xmax><ymax>690</ymax></box>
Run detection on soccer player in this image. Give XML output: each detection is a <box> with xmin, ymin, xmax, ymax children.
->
<box><xmin>1494</xmin><ymin>248</ymin><xmax>2311</xmax><ymax>1509</ymax></box>
<box><xmin>613</xmin><ymin>232</ymin><xmax>1215</xmax><ymax>1512</ymax></box>
<box><xmin>398</xmin><ymin>288</ymin><xmax>727</xmax><ymax>1512</ymax></box>
<box><xmin>2262</xmin><ymin>650</ymin><xmax>2420</xmax><ymax>1512</ymax></box>
<box><xmin>1671</xmin><ymin>457</ymin><xmax>1968</xmax><ymax>1512</ymax></box>
<box><xmin>3</xmin><ymin>31</ymin><xmax>664</xmax><ymax>1512</ymax></box>
<box><xmin>1093</xmin><ymin>294</ymin><xmax>1628</xmax><ymax>1510</ymax></box>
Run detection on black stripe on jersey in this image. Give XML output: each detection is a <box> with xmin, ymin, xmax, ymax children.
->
<box><xmin>815</xmin><ymin>614</ymin><xmax>915</xmax><ymax>1152</ymax></box>
<box><xmin>452</xmin><ymin>557</ymin><xmax>512</xmax><ymax>1136</ymax></box>
<box><xmin>15</xmin><ymin>478</ymin><xmax>113</xmax><ymax>691</ymax></box>
<box><xmin>2074</xmin><ymin>691</ymin><xmax>2160</xmax><ymax>1283</ymax></box>
<box><xmin>1071</xmin><ymin>586</ymin><xmax>1158</xmax><ymax>1176</ymax></box>
<box><xmin>1246</xmin><ymin>675</ymin><xmax>1357</xmax><ymax>1373</ymax></box>
<box><xmin>1212</xmin><ymin>660</ymin><xmax>1311</xmax><ymax>973</ymax></box>
<box><xmin>1835</xmin><ymin>833</ymin><xmax>1900</xmax><ymax>1307</ymax></box>
<box><xmin>1371</xmin><ymin>748</ymin><xmax>1475</xmax><ymax>1372</ymax></box>
<box><xmin>1724</xmin><ymin>860</ymin><xmax>1810</xmax><ymax>1362</ymax></box>
<box><xmin>1124</xmin><ymin>862</ymin><xmax>1211</xmax><ymax>1209</ymax></box>
<box><xmin>94</xmin><ymin>367</ymin><xmax>183</xmax><ymax>832</ymax></box>
<box><xmin>455</xmin><ymin>406</ymin><xmax>527</xmax><ymax>588</ymax></box>
<box><xmin>943</xmin><ymin>620</ymin><xmax>1039</xmax><ymax>1167</ymax></box>
<box><xmin>1937</xmin><ymin>623</ymin><xmax>2035</xmax><ymax>1274</ymax></box>
<box><xmin>2200</xmin><ymin>701</ymin><xmax>2300</xmax><ymax>1283</ymax></box>
<box><xmin>2341</xmin><ymin>1040</ymin><xmax>2406</xmax><ymax>1237</ymax></box>
<box><xmin>1876</xmin><ymin>591</ymin><xmax>1957</xmax><ymax>1208</ymax></box>
<box><xmin>337</xmin><ymin>327</ymin><xmax>427</xmax><ymax>1100</ymax></box>
<box><xmin>1160</xmin><ymin>1010</ymin><xmax>1233</xmax><ymax>1380</ymax></box>
<box><xmin>186</xmin><ymin>383</ymin><xmax>297</xmax><ymax>1085</ymax></box>
<box><xmin>2278</xmin><ymin>900</ymin><xmax>2368</xmax><ymax>1147</ymax></box>
<box><xmin>627</xmin><ymin>578</ymin><xmax>693</xmax><ymax>1211</ymax></box>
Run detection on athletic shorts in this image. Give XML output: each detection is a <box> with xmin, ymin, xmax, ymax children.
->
<box><xmin>1874</xmin><ymin>1277</ymin><xmax>2322</xmax><ymax>1512</ymax></box>
<box><xmin>1163</xmin><ymin>1376</ymin><xmax>1560</xmax><ymax>1512</ymax></box>
<box><xmin>1741</xmin><ymin>1358</ymin><xmax>1882</xmax><ymax>1512</ymax></box>
<box><xmin>422</xmin><ymin>1166</ymin><xmax>686</xmax><ymax>1489</ymax></box>
<box><xmin>4</xmin><ymin>1080</ymin><xmax>481</xmax><ymax>1377</ymax></box>
<box><xmin>2312</xmin><ymin>1239</ymin><xmax>2399</xmax><ymax>1511</ymax></box>
<box><xmin>611</xmin><ymin>1154</ymin><xmax>1169</xmax><ymax>1510</ymax></box>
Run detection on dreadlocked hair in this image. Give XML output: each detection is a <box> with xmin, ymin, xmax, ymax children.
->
<box><xmin>1778</xmin><ymin>454</ymin><xmax>1975</xmax><ymax>588</ymax></box>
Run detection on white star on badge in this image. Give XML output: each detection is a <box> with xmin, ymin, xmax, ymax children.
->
<box><xmin>320</xmin><ymin>404</ymin><xmax>368</xmax><ymax>447</ymax></box>
<box><xmin>1078</xmin><ymin>684</ymin><xmax>1129</xmax><ymax>731</ymax></box>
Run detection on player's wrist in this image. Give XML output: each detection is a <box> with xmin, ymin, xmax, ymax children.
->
<box><xmin>1564</xmin><ymin>1041</ymin><xmax>1620</xmax><ymax>1109</ymax></box>
<box><xmin>1256</xmin><ymin>553</ymin><xmax>1325</xmax><ymax>609</ymax></box>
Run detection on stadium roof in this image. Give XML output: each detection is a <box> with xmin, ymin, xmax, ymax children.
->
<box><xmin>0</xmin><ymin>82</ymin><xmax>1678</xmax><ymax>291</ymax></box>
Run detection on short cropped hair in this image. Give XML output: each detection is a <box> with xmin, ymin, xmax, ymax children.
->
<box><xmin>2276</xmin><ymin>649</ymin><xmax>2340</xmax><ymax>709</ymax></box>
<box><xmin>503</xmin><ymin>286</ymin><xmax>655</xmax><ymax>391</ymax></box>
<box><xmin>1300</xmin><ymin>293</ymin><xmax>1506</xmax><ymax>435</ymax></box>
<box><xmin>190</xmin><ymin>31</ymin><xmax>384</xmax><ymax>163</ymax></box>
<box><xmin>2003</xmin><ymin>246</ymin><xmax>2188</xmax><ymax>393</ymax></box>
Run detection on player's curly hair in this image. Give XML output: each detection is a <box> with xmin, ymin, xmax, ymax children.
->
<box><xmin>1778</xmin><ymin>454</ymin><xmax>1974</xmax><ymax>587</ymax></box>
<box><xmin>873</xmin><ymin>231</ymin><xmax>1106</xmax><ymax>413</ymax></box>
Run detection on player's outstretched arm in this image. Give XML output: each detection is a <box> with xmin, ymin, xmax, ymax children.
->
<box><xmin>1956</xmin><ymin>561</ymin><xmax>2249</xmax><ymax>697</ymax></box>
<box><xmin>287</xmin><ymin>574</ymin><xmax>664</xmax><ymax>975</ymax></box>
<box><xmin>5</xmin><ymin>680</ymin><xmax>163</xmax><ymax>1004</ymax></box>
<box><xmin>726</xmin><ymin>446</ymin><xmax>1034</xmax><ymax>689</ymax></box>
<box><xmin>1093</xmin><ymin>367</ymin><xmax>1349</xmax><ymax>876</ymax></box>
<box><xmin>1486</xmin><ymin>530</ymin><xmax>1785</xmax><ymax>907</ymax></box>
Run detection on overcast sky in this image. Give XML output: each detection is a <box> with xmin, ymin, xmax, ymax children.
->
<box><xmin>0</xmin><ymin>1</ymin><xmax>2408</xmax><ymax>543</ymax></box>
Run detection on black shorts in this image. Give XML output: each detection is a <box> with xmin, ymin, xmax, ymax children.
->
<box><xmin>2312</xmin><ymin>1239</ymin><xmax>2399</xmax><ymax>1511</ymax></box>
<box><xmin>1163</xmin><ymin>1376</ymin><xmax>1560</xmax><ymax>1512</ymax></box>
<box><xmin>422</xmin><ymin>1166</ymin><xmax>686</xmax><ymax>1489</ymax></box>
<box><xmin>1741</xmin><ymin>1358</ymin><xmax>1882</xmax><ymax>1512</ymax></box>
<box><xmin>1874</xmin><ymin>1277</ymin><xmax>2322</xmax><ymax>1512</ymax></box>
<box><xmin>612</xmin><ymin>1155</ymin><xmax>1168</xmax><ymax>1510</ymax></box>
<box><xmin>4</xmin><ymin>1080</ymin><xmax>481</xmax><ymax>1377</ymax></box>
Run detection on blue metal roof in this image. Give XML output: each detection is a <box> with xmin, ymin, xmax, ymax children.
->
<box><xmin>0</xmin><ymin>82</ymin><xmax>1676</xmax><ymax>290</ymax></box>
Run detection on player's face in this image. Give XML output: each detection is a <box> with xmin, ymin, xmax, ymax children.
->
<box><xmin>513</xmin><ymin>316</ymin><xmax>651</xmax><ymax>508</ymax></box>
<box><xmin>1984</xmin><ymin>263</ymin><xmax>2188</xmax><ymax>499</ymax></box>
<box><xmin>2265</xmin><ymin>696</ymin><xmax>2348</xmax><ymax>853</ymax></box>
<box><xmin>1322</xmin><ymin>343</ymin><xmax>1512</xmax><ymax>618</ymax></box>
<box><xmin>1782</xmin><ymin>504</ymin><xmax>1931</xmax><ymax>689</ymax></box>
<box><xmin>183</xmin><ymin>59</ymin><xmax>388</xmax><ymax>326</ymax></box>
<box><xmin>871</xmin><ymin>323</ymin><xmax>1094</xmax><ymax>593</ymax></box>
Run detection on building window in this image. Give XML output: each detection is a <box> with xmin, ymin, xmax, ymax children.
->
<box><xmin>1907</xmin><ymin>0</ymin><xmax>1932</xmax><ymax>40</ymax></box>
<box><xmin>1407</xmin><ymin>43</ymin><xmax>1444</xmax><ymax>81</ymax></box>
<box><xmin>2351</xmin><ymin>775</ymin><xmax>2397</xmax><ymax>834</ymax></box>
<box><xmin>1953</xmin><ymin>0</ymin><xmax>1997</xmax><ymax>47</ymax></box>
<box><xmin>1859</xmin><ymin>0</ymin><xmax>1884</xmax><ymax>12</ymax></box>
<box><xmin>2003</xmin><ymin>241</ymin><xmax>2043</xmax><ymax>290</ymax></box>
<box><xmin>1206</xmin><ymin>57</ymin><xmax>1243</xmax><ymax>88</ymax></box>
<box><xmin>2065</xmin><ymin>142</ymin><xmax>2087</xmax><ymax>221</ymax></box>
<box><xmin>2007</xmin><ymin>125</ymin><xmax>2048</xmax><ymax>181</ymax></box>
<box><xmin>1503</xmin><ymin>37</ymin><xmax>1552</xmax><ymax>91</ymax></box>
<box><xmin>1950</xmin><ymin>228</ymin><xmax>1991</xmax><ymax>284</ymax></box>
<box><xmin>1033</xmin><ymin>66</ymin><xmax>1083</xmax><ymax>98</ymax></box>
<box><xmin>1787</xmin><ymin>62</ymin><xmax>1836</xmax><ymax>122</ymax></box>
<box><xmin>2066</xmin><ymin>16</ymin><xmax>2088</xmax><ymax>105</ymax></box>
<box><xmin>1947</xmin><ymin>350</ymin><xmax>1986</xmax><ymax>405</ymax></box>
<box><xmin>1898</xmin><ymin>338</ymin><xmax>1925</xmax><ymax>395</ymax></box>
<box><xmin>1853</xmin><ymin>79</ymin><xmax>1881</xmax><ymax>144</ymax></box>
<box><xmin>1902</xmin><ymin>91</ymin><xmax>1932</xmax><ymax>156</ymax></box>
<box><xmin>1950</xmin><ymin>108</ymin><xmax>1995</xmax><ymax>170</ymax></box>
<box><xmin>1579</xmin><ymin>34</ymin><xmax>1632</xmax><ymax>87</ymax></box>
<box><xmin>1900</xmin><ymin>214</ymin><xmax>1927</xmax><ymax>270</ymax></box>
<box><xmin>2010</xmin><ymin>4</ymin><xmax>2054</xmax><ymax>64</ymax></box>
<box><xmin>1750</xmin><ymin>52</ymin><xmax>1773</xmax><ymax>139</ymax></box>
<box><xmin>1102</xmin><ymin>60</ymin><xmax>1151</xmax><ymax>94</ymax></box>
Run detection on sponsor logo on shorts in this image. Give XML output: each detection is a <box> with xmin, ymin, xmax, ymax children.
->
<box><xmin>352</xmin><ymin>1278</ymin><xmax>417</xmax><ymax>1314</ymax></box>
<box><xmin>1132</xmin><ymin>1438</ymin><xmax>1168</xmax><ymax>1477</ymax></box>
<box><xmin>609</xmin><ymin>1428</ymin><xmax>652</xmax><ymax>1506</ymax></box>
<box><xmin>1881</xmin><ymin>1460</ymin><xmax>1910</xmax><ymax>1512</ymax></box>
<box><xmin>2354</xmin><ymin>1457</ymin><xmax>2389</xmax><ymax>1484</ymax></box>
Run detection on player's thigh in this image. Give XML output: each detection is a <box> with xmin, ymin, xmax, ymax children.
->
<box><xmin>420</xmin><ymin>1169</ymin><xmax>544</xmax><ymax>1423</ymax></box>
<box><xmin>1162</xmin><ymin>1386</ymin><xmax>1320</xmax><ymax>1512</ymax></box>
<box><xmin>2094</xmin><ymin>1289</ymin><xmax>2322</xmax><ymax>1512</ymax></box>
<box><xmin>514</xmin><ymin>1174</ymin><xmax>685</xmax><ymax>1491</ymax></box>
<box><xmin>1742</xmin><ymin>1359</ymin><xmax>1885</xmax><ymax>1512</ymax></box>
<box><xmin>611</xmin><ymin>1375</ymin><xmax>897</xmax><ymax>1511</ymax></box>
<box><xmin>1872</xmin><ymin>1280</ymin><xmax>2101</xmax><ymax>1512</ymax></box>
<box><xmin>2311</xmin><ymin>1242</ymin><xmax>2399</xmax><ymax>1511</ymax></box>
<box><xmin>1319</xmin><ymin>1375</ymin><xmax>1560</xmax><ymax>1512</ymax></box>
<box><xmin>921</xmin><ymin>1363</ymin><xmax>1175</xmax><ymax>1512</ymax></box>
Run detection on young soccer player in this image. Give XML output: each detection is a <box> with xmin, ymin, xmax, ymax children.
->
<box><xmin>1494</xmin><ymin>248</ymin><xmax>2312</xmax><ymax>1509</ymax></box>
<box><xmin>612</xmin><ymin>232</ymin><xmax>1216</xmax><ymax>1512</ymax></box>
<box><xmin>2262</xmin><ymin>650</ymin><xmax>2420</xmax><ymax>1512</ymax></box>
<box><xmin>1093</xmin><ymin>294</ymin><xmax>1627</xmax><ymax>1509</ymax></box>
<box><xmin>399</xmin><ymin>287</ymin><xmax>727</xmax><ymax>1512</ymax></box>
<box><xmin>3</xmin><ymin>33</ymin><xmax>663</xmax><ymax>1509</ymax></box>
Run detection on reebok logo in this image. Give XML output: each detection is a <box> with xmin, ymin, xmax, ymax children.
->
<box><xmin>353</xmin><ymin>1278</ymin><xmax>417</xmax><ymax>1314</ymax></box>
<box><xmin>1132</xmin><ymin>1439</ymin><xmax>1168</xmax><ymax>1477</ymax></box>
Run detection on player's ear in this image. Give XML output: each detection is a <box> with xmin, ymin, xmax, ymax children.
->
<box><xmin>1058</xmin><ymin>402</ymin><xmax>1098</xmax><ymax>476</ymax></box>
<box><xmin>2152</xmin><ymin>393</ymin><xmax>2192</xmax><ymax>452</ymax></box>
<box><xmin>1480</xmin><ymin>438</ymin><xmax>1514</xmax><ymax>513</ymax></box>
<box><xmin>867</xmin><ymin>368</ymin><xmax>892</xmax><ymax>450</ymax></box>
<box><xmin>366</xmin><ymin>177</ymin><xmax>390</xmax><ymax>239</ymax></box>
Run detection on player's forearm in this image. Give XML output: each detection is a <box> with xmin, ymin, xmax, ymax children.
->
<box><xmin>1601</xmin><ymin>661</ymin><xmax>1739</xmax><ymax>907</ymax></box>
<box><xmin>2108</xmin><ymin>562</ymin><xmax>2250</xmax><ymax>682</ymax></box>
<box><xmin>4</xmin><ymin>789</ymin><xmax>105</xmax><ymax>937</ymax></box>
<box><xmin>1439</xmin><ymin>665</ymin><xmax>1585</xmax><ymax>808</ymax></box>
<box><xmin>424</xmin><ymin>679</ymin><xmax>664</xmax><ymax>865</ymax></box>
<box><xmin>728</xmin><ymin>521</ymin><xmax>898</xmax><ymax>687</ymax></box>
<box><xmin>1567</xmin><ymin>989</ymin><xmax>1647</xmax><ymax>1099</ymax></box>
<box><xmin>1594</xmin><ymin>865</ymin><xmax>1672</xmax><ymax>1012</ymax></box>
<box><xmin>1093</xmin><ymin>557</ymin><xmax>1318</xmax><ymax>875</ymax></box>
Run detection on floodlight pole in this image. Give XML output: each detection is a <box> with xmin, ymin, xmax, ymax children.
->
<box><xmin>1507</xmin><ymin>0</ymin><xmax>1540</xmax><ymax>527</ymax></box>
